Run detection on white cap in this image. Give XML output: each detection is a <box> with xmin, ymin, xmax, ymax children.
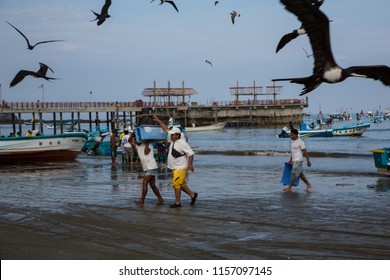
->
<box><xmin>169</xmin><ymin>127</ymin><xmax>182</xmax><ymax>134</ymax></box>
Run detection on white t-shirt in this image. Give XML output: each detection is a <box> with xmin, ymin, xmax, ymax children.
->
<box><xmin>121</xmin><ymin>134</ymin><xmax>132</xmax><ymax>148</ymax></box>
<box><xmin>136</xmin><ymin>143</ymin><xmax>158</xmax><ymax>171</ymax></box>
<box><xmin>168</xmin><ymin>117</ymin><xmax>174</xmax><ymax>127</ymax></box>
<box><xmin>291</xmin><ymin>138</ymin><xmax>306</xmax><ymax>162</ymax></box>
<box><xmin>167</xmin><ymin>138</ymin><xmax>194</xmax><ymax>170</ymax></box>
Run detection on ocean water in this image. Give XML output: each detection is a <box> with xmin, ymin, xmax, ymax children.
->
<box><xmin>1</xmin><ymin>118</ymin><xmax>389</xmax><ymax>210</ymax></box>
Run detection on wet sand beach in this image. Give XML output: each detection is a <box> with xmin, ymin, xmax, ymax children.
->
<box><xmin>1</xmin><ymin>154</ymin><xmax>389</xmax><ymax>260</ymax></box>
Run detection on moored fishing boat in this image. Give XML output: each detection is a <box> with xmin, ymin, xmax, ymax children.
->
<box><xmin>278</xmin><ymin>121</ymin><xmax>370</xmax><ymax>138</ymax></box>
<box><xmin>0</xmin><ymin>132</ymin><xmax>87</xmax><ymax>163</ymax></box>
<box><xmin>185</xmin><ymin>122</ymin><xmax>226</xmax><ymax>132</ymax></box>
<box><xmin>47</xmin><ymin>120</ymin><xmax>78</xmax><ymax>129</ymax></box>
<box><xmin>332</xmin><ymin>122</ymin><xmax>370</xmax><ymax>136</ymax></box>
<box><xmin>371</xmin><ymin>148</ymin><xmax>390</xmax><ymax>176</ymax></box>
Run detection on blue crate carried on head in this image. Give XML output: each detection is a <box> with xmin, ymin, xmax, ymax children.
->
<box><xmin>134</xmin><ymin>125</ymin><xmax>167</xmax><ymax>142</ymax></box>
<box><xmin>281</xmin><ymin>162</ymin><xmax>300</xmax><ymax>186</ymax></box>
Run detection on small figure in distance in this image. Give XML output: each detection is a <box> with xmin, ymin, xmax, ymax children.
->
<box><xmin>89</xmin><ymin>132</ymin><xmax>103</xmax><ymax>155</ymax></box>
<box><xmin>110</xmin><ymin>129</ymin><xmax>119</xmax><ymax>164</ymax></box>
<box><xmin>95</xmin><ymin>117</ymin><xmax>101</xmax><ymax>131</ymax></box>
<box><xmin>121</xmin><ymin>128</ymin><xmax>134</xmax><ymax>164</ymax></box>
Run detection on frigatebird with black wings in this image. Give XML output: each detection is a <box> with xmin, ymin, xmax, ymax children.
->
<box><xmin>6</xmin><ymin>21</ymin><xmax>64</xmax><ymax>50</ymax></box>
<box><xmin>10</xmin><ymin>63</ymin><xmax>59</xmax><ymax>87</ymax></box>
<box><xmin>273</xmin><ymin>0</ymin><xmax>390</xmax><ymax>95</ymax></box>
<box><xmin>159</xmin><ymin>1</ymin><xmax>179</xmax><ymax>13</ymax></box>
<box><xmin>91</xmin><ymin>0</ymin><xmax>112</xmax><ymax>26</ymax></box>
<box><xmin>275</xmin><ymin>0</ymin><xmax>324</xmax><ymax>53</ymax></box>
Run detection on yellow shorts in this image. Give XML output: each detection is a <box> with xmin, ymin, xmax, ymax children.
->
<box><xmin>172</xmin><ymin>169</ymin><xmax>187</xmax><ymax>189</ymax></box>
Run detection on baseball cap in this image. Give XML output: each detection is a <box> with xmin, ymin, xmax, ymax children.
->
<box><xmin>169</xmin><ymin>127</ymin><xmax>182</xmax><ymax>135</ymax></box>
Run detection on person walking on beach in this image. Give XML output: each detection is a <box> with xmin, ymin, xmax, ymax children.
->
<box><xmin>110</xmin><ymin>129</ymin><xmax>118</xmax><ymax>165</ymax></box>
<box><xmin>284</xmin><ymin>128</ymin><xmax>312</xmax><ymax>192</ymax></box>
<box><xmin>121</xmin><ymin>128</ymin><xmax>134</xmax><ymax>164</ymax></box>
<box><xmin>154</xmin><ymin>114</ymin><xmax>198</xmax><ymax>208</ymax></box>
<box><xmin>132</xmin><ymin>140</ymin><xmax>164</xmax><ymax>205</ymax></box>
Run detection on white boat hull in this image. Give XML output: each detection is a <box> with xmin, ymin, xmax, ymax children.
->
<box><xmin>0</xmin><ymin>132</ymin><xmax>87</xmax><ymax>163</ymax></box>
<box><xmin>185</xmin><ymin>123</ymin><xmax>225</xmax><ymax>132</ymax></box>
<box><xmin>332</xmin><ymin>123</ymin><xmax>370</xmax><ymax>136</ymax></box>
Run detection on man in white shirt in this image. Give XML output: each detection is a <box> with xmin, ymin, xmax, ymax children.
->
<box><xmin>168</xmin><ymin>114</ymin><xmax>174</xmax><ymax>128</ymax></box>
<box><xmin>133</xmin><ymin>141</ymin><xmax>164</xmax><ymax>205</ymax></box>
<box><xmin>284</xmin><ymin>128</ymin><xmax>312</xmax><ymax>192</ymax></box>
<box><xmin>154</xmin><ymin>115</ymin><xmax>198</xmax><ymax>208</ymax></box>
<box><xmin>121</xmin><ymin>129</ymin><xmax>134</xmax><ymax>164</ymax></box>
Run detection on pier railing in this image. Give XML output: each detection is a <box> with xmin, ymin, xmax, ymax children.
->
<box><xmin>0</xmin><ymin>101</ymin><xmax>137</xmax><ymax>110</ymax></box>
<box><xmin>208</xmin><ymin>98</ymin><xmax>307</xmax><ymax>107</ymax></box>
<box><xmin>0</xmin><ymin>98</ymin><xmax>307</xmax><ymax>111</ymax></box>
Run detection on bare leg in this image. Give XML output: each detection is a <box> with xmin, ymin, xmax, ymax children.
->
<box><xmin>174</xmin><ymin>188</ymin><xmax>181</xmax><ymax>205</ymax></box>
<box><xmin>181</xmin><ymin>185</ymin><xmax>194</xmax><ymax>198</ymax></box>
<box><xmin>149</xmin><ymin>176</ymin><xmax>164</xmax><ymax>205</ymax></box>
<box><xmin>300</xmin><ymin>173</ymin><xmax>312</xmax><ymax>192</ymax></box>
<box><xmin>283</xmin><ymin>177</ymin><xmax>295</xmax><ymax>192</ymax></box>
<box><xmin>136</xmin><ymin>176</ymin><xmax>150</xmax><ymax>204</ymax></box>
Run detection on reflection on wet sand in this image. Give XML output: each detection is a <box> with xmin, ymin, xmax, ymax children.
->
<box><xmin>0</xmin><ymin>154</ymin><xmax>389</xmax><ymax>259</ymax></box>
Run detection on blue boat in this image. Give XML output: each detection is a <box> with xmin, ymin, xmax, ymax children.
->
<box><xmin>82</xmin><ymin>129</ymin><xmax>112</xmax><ymax>155</ymax></box>
<box><xmin>277</xmin><ymin>120</ymin><xmax>370</xmax><ymax>138</ymax></box>
<box><xmin>371</xmin><ymin>148</ymin><xmax>390</xmax><ymax>176</ymax></box>
<box><xmin>298</xmin><ymin>122</ymin><xmax>333</xmax><ymax>138</ymax></box>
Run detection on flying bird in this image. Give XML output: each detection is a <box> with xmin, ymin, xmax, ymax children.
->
<box><xmin>215</xmin><ymin>1</ymin><xmax>219</xmax><ymax>6</ymax></box>
<box><xmin>205</xmin><ymin>60</ymin><xmax>213</xmax><ymax>67</ymax></box>
<box><xmin>159</xmin><ymin>0</ymin><xmax>179</xmax><ymax>13</ymax></box>
<box><xmin>91</xmin><ymin>0</ymin><xmax>112</xmax><ymax>26</ymax></box>
<box><xmin>230</xmin><ymin>11</ymin><xmax>240</xmax><ymax>24</ymax></box>
<box><xmin>6</xmin><ymin>21</ymin><xmax>64</xmax><ymax>51</ymax></box>
<box><xmin>275</xmin><ymin>0</ymin><xmax>324</xmax><ymax>53</ymax></box>
<box><xmin>10</xmin><ymin>63</ymin><xmax>59</xmax><ymax>88</ymax></box>
<box><xmin>272</xmin><ymin>0</ymin><xmax>390</xmax><ymax>95</ymax></box>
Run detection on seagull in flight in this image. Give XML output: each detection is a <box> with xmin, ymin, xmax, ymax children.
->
<box><xmin>205</xmin><ymin>60</ymin><xmax>213</xmax><ymax>67</ymax></box>
<box><xmin>159</xmin><ymin>0</ymin><xmax>179</xmax><ymax>13</ymax></box>
<box><xmin>275</xmin><ymin>0</ymin><xmax>324</xmax><ymax>53</ymax></box>
<box><xmin>230</xmin><ymin>11</ymin><xmax>240</xmax><ymax>24</ymax></box>
<box><xmin>91</xmin><ymin>0</ymin><xmax>112</xmax><ymax>26</ymax></box>
<box><xmin>10</xmin><ymin>63</ymin><xmax>59</xmax><ymax>87</ymax></box>
<box><xmin>272</xmin><ymin>0</ymin><xmax>390</xmax><ymax>95</ymax></box>
<box><xmin>6</xmin><ymin>21</ymin><xmax>64</xmax><ymax>50</ymax></box>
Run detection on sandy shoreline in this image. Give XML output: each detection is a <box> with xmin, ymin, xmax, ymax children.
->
<box><xmin>1</xmin><ymin>183</ymin><xmax>389</xmax><ymax>260</ymax></box>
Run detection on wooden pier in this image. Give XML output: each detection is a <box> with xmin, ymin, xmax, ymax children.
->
<box><xmin>0</xmin><ymin>81</ymin><xmax>309</xmax><ymax>136</ymax></box>
<box><xmin>1</xmin><ymin>97</ymin><xmax>308</xmax><ymax>135</ymax></box>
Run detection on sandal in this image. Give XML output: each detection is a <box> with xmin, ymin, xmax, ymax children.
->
<box><xmin>169</xmin><ymin>203</ymin><xmax>181</xmax><ymax>208</ymax></box>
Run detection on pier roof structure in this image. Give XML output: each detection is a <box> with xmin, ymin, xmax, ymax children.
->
<box><xmin>230</xmin><ymin>81</ymin><xmax>283</xmax><ymax>102</ymax></box>
<box><xmin>141</xmin><ymin>87</ymin><xmax>198</xmax><ymax>97</ymax></box>
<box><xmin>141</xmin><ymin>87</ymin><xmax>198</xmax><ymax>106</ymax></box>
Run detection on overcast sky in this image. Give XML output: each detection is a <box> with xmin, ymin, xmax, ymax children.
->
<box><xmin>0</xmin><ymin>0</ymin><xmax>389</xmax><ymax>114</ymax></box>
